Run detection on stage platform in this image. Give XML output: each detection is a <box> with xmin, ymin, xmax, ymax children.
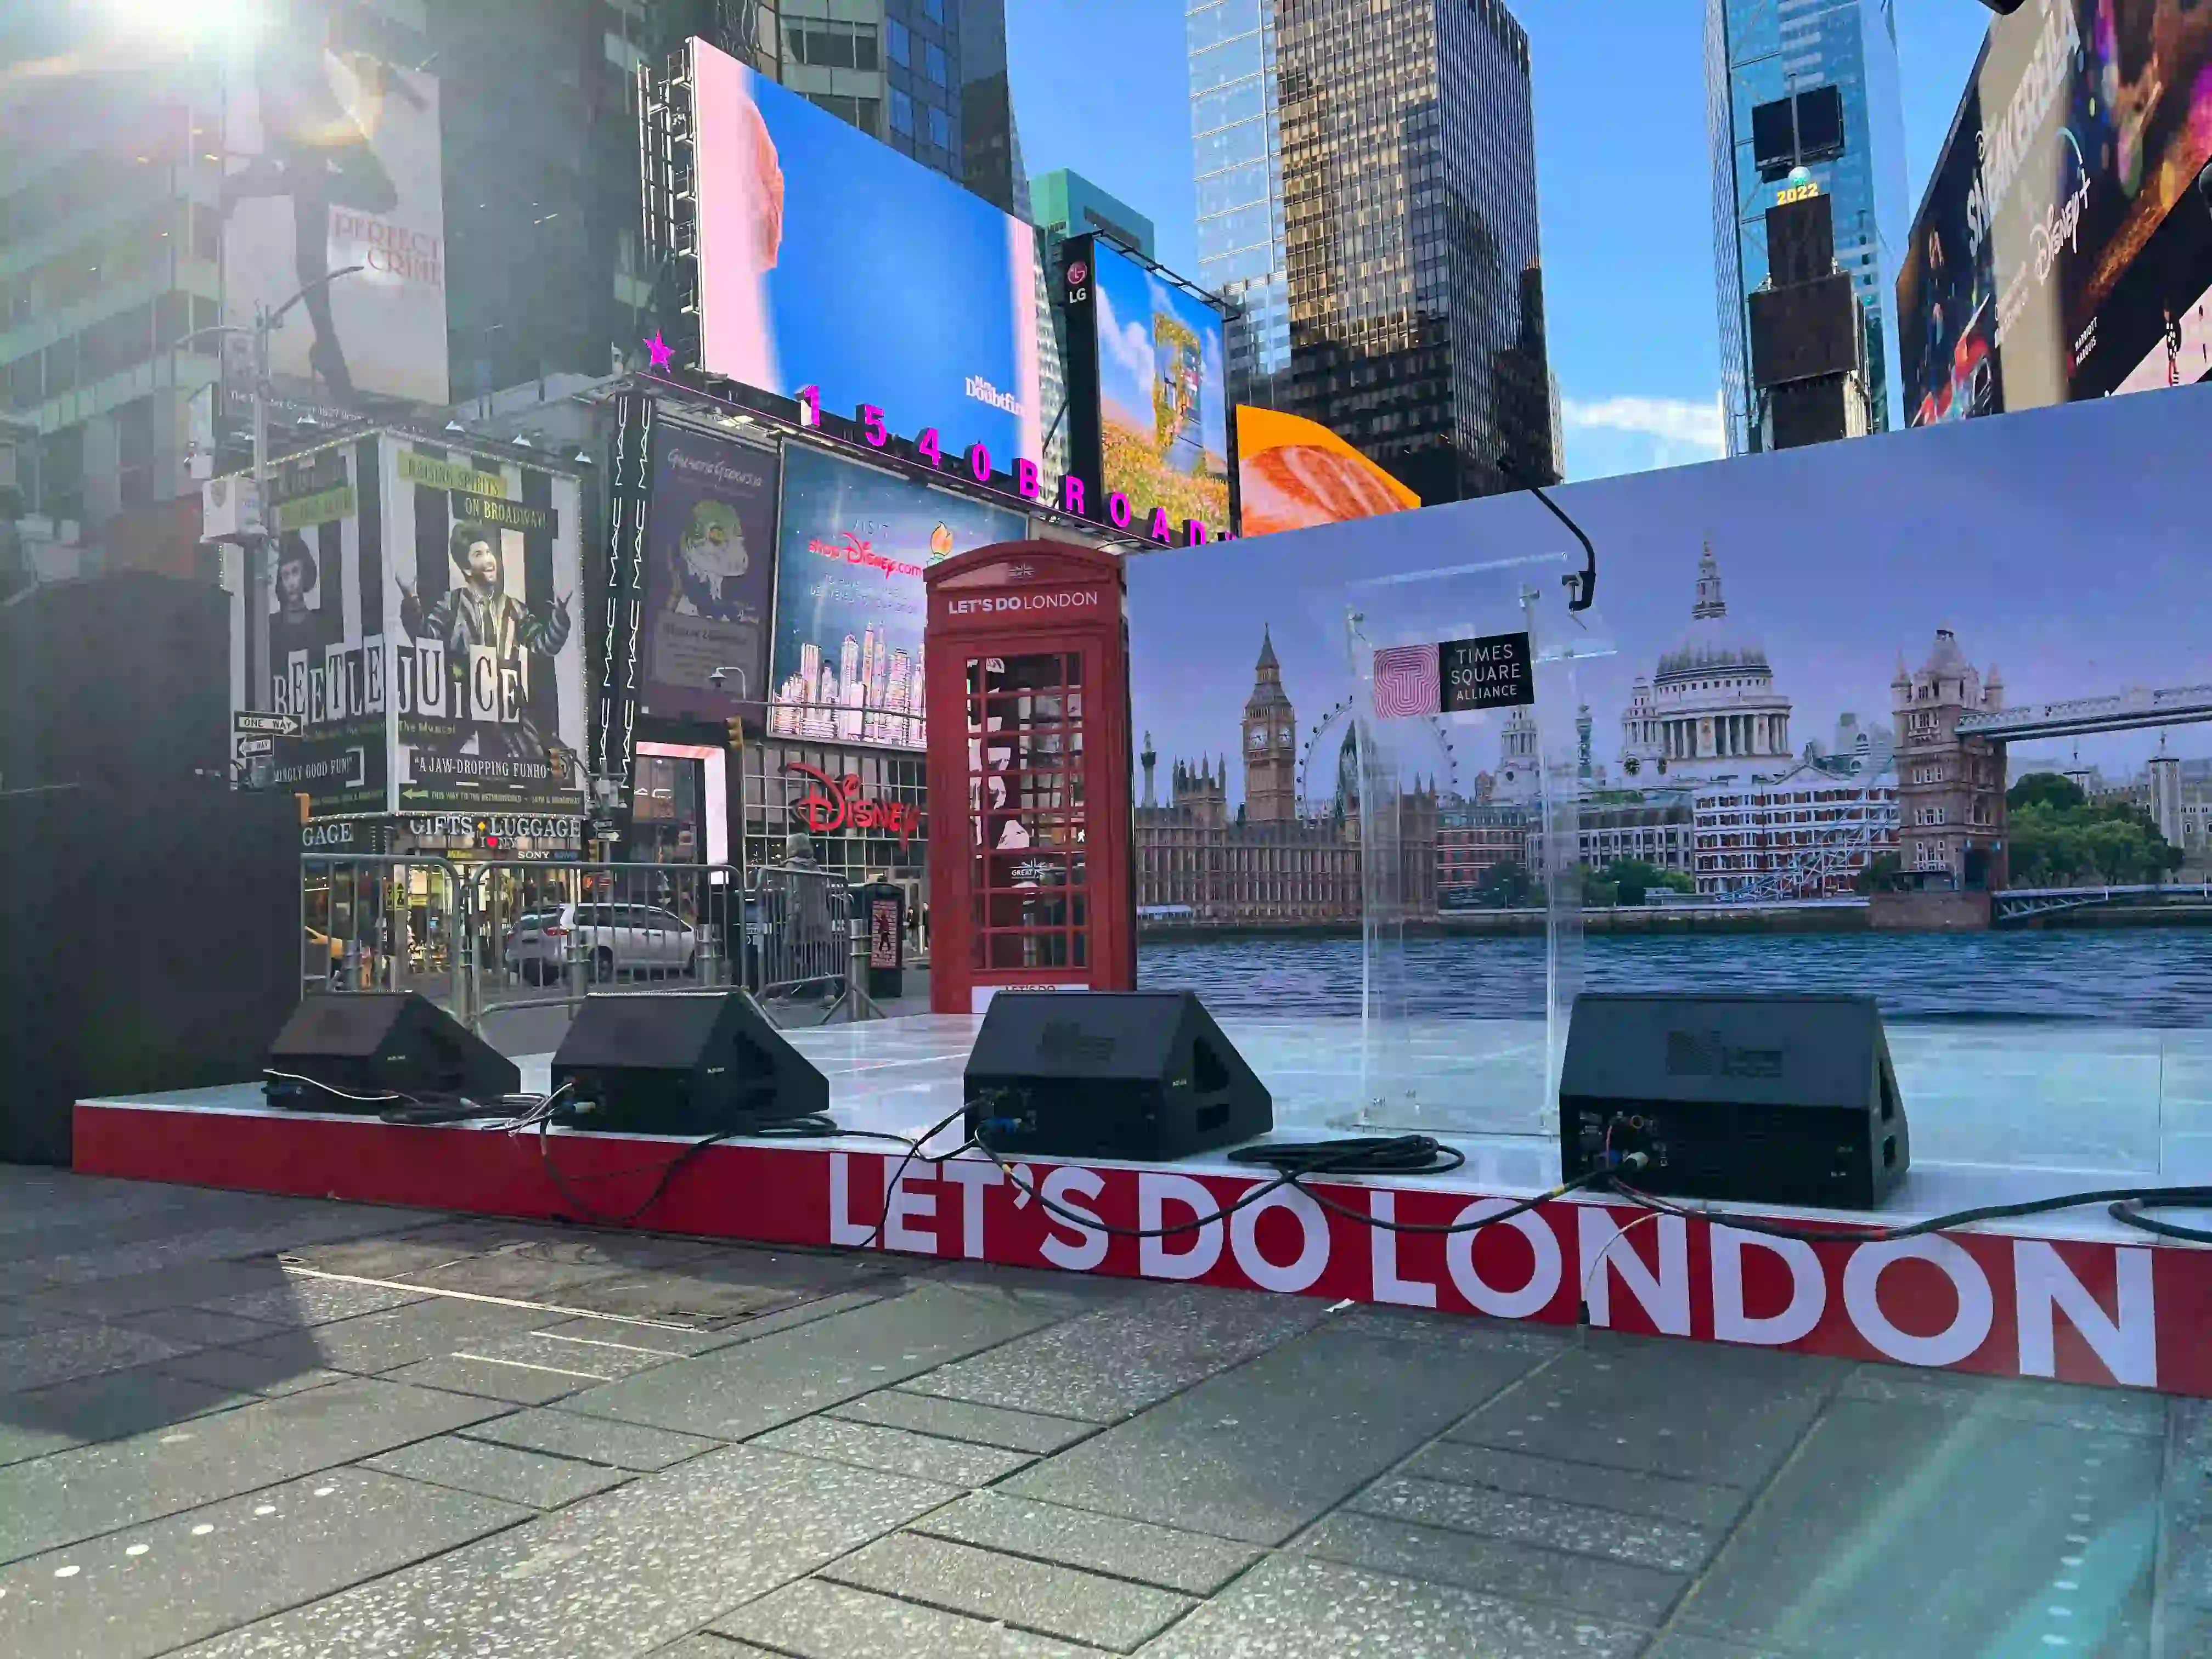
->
<box><xmin>75</xmin><ymin>1015</ymin><xmax>2212</xmax><ymax>1397</ymax></box>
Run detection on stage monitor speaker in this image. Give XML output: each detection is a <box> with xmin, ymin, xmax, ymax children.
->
<box><xmin>963</xmin><ymin>991</ymin><xmax>1273</xmax><ymax>1161</ymax></box>
<box><xmin>1560</xmin><ymin>992</ymin><xmax>1908</xmax><ymax>1210</ymax></box>
<box><xmin>550</xmin><ymin>990</ymin><xmax>828</xmax><ymax>1135</ymax></box>
<box><xmin>266</xmin><ymin>992</ymin><xmax>520</xmax><ymax>1111</ymax></box>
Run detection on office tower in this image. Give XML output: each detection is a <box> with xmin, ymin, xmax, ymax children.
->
<box><xmin>715</xmin><ymin>0</ymin><xmax>1006</xmax><ymax>195</ymax></box>
<box><xmin>1706</xmin><ymin>0</ymin><xmax>1908</xmax><ymax>455</ymax></box>
<box><xmin>0</xmin><ymin>5</ymin><xmax>254</xmax><ymax>545</ymax></box>
<box><xmin>1189</xmin><ymin>0</ymin><xmax>1291</xmax><ymax>409</ymax></box>
<box><xmin>1187</xmin><ymin>0</ymin><xmax>1554</xmax><ymax>504</ymax></box>
<box><xmin>1032</xmin><ymin>172</ymin><xmax>1158</xmax><ymax>261</ymax></box>
<box><xmin>1751</xmin><ymin>191</ymin><xmax>1871</xmax><ymax>448</ymax></box>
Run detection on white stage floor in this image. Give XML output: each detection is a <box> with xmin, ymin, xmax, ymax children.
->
<box><xmin>87</xmin><ymin>1015</ymin><xmax>2212</xmax><ymax>1250</ymax></box>
<box><xmin>471</xmin><ymin>1013</ymin><xmax>2212</xmax><ymax>1249</ymax></box>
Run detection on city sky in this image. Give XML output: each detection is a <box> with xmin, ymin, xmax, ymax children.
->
<box><xmin>1007</xmin><ymin>1</ymin><xmax>1995</xmax><ymax>483</ymax></box>
<box><xmin>1128</xmin><ymin>382</ymin><xmax>2212</xmax><ymax>804</ymax></box>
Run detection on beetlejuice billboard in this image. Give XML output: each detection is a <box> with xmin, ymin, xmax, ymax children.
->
<box><xmin>227</xmin><ymin>433</ymin><xmax>586</xmax><ymax>816</ymax></box>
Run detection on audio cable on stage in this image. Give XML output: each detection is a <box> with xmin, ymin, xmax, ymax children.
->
<box><xmin>1600</xmin><ymin>1172</ymin><xmax>2212</xmax><ymax>1248</ymax></box>
<box><xmin>529</xmin><ymin>1093</ymin><xmax>954</xmax><ymax>1232</ymax></box>
<box><xmin>960</xmin><ymin>1096</ymin><xmax>2212</xmax><ymax>1251</ymax></box>
<box><xmin>958</xmin><ymin>1097</ymin><xmax>1632</xmax><ymax>1242</ymax></box>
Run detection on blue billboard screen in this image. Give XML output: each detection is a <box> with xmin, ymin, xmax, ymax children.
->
<box><xmin>691</xmin><ymin>38</ymin><xmax>1043</xmax><ymax>463</ymax></box>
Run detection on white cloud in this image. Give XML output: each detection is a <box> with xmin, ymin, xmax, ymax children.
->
<box><xmin>1561</xmin><ymin>394</ymin><xmax>1725</xmax><ymax>455</ymax></box>
<box><xmin>1094</xmin><ymin>280</ymin><xmax>1155</xmax><ymax>404</ymax></box>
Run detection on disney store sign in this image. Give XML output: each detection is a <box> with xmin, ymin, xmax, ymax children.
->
<box><xmin>785</xmin><ymin>761</ymin><xmax>921</xmax><ymax>847</ymax></box>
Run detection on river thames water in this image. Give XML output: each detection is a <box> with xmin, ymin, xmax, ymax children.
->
<box><xmin>1136</xmin><ymin>929</ymin><xmax>2212</xmax><ymax>1028</ymax></box>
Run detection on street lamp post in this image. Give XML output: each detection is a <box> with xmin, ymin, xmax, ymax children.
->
<box><xmin>177</xmin><ymin>263</ymin><xmax>365</xmax><ymax>717</ymax></box>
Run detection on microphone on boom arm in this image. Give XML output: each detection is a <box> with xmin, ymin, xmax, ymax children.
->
<box><xmin>1498</xmin><ymin>451</ymin><xmax>1598</xmax><ymax>614</ymax></box>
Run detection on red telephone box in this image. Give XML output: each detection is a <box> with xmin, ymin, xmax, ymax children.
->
<box><xmin>924</xmin><ymin>540</ymin><xmax>1133</xmax><ymax>1014</ymax></box>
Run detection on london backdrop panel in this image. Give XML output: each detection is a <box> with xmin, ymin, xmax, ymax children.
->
<box><xmin>768</xmin><ymin>444</ymin><xmax>1025</xmax><ymax>754</ymax></box>
<box><xmin>689</xmin><ymin>37</ymin><xmax>1042</xmax><ymax>462</ymax></box>
<box><xmin>1126</xmin><ymin>380</ymin><xmax>2212</xmax><ymax>949</ymax></box>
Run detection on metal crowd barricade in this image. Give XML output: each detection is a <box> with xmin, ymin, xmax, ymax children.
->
<box><xmin>301</xmin><ymin>854</ymin><xmax>471</xmax><ymax>1020</ymax></box>
<box><xmin>466</xmin><ymin>860</ymin><xmax>744</xmax><ymax>1028</ymax></box>
<box><xmin>746</xmin><ymin>862</ymin><xmax>869</xmax><ymax>1018</ymax></box>
<box><xmin>298</xmin><ymin>855</ymin><xmax>885</xmax><ymax>1035</ymax></box>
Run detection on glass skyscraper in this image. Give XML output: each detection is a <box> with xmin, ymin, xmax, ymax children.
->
<box><xmin>1189</xmin><ymin>0</ymin><xmax>1292</xmax><ymax>405</ymax></box>
<box><xmin>1187</xmin><ymin>0</ymin><xmax>1554</xmax><ymax>503</ymax></box>
<box><xmin>1705</xmin><ymin>0</ymin><xmax>1909</xmax><ymax>455</ymax></box>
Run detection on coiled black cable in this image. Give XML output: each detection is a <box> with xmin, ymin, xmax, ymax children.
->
<box><xmin>967</xmin><ymin>1124</ymin><xmax>1613</xmax><ymax>1239</ymax></box>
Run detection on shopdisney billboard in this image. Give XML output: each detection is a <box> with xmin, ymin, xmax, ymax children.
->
<box><xmin>767</xmin><ymin>444</ymin><xmax>1024</xmax><ymax>754</ymax></box>
<box><xmin>1899</xmin><ymin>0</ymin><xmax>2212</xmax><ymax>421</ymax></box>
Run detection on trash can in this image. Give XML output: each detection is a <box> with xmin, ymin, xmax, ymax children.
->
<box><xmin>860</xmin><ymin>879</ymin><xmax>906</xmax><ymax>1001</ymax></box>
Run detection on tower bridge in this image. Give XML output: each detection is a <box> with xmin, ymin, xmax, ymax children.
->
<box><xmin>1956</xmin><ymin>684</ymin><xmax>2212</xmax><ymax>743</ymax></box>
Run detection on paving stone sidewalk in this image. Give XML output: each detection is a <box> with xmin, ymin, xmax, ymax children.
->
<box><xmin>0</xmin><ymin>1164</ymin><xmax>2202</xmax><ymax>1658</ymax></box>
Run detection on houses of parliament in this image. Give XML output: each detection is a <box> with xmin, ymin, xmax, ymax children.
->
<box><xmin>1135</xmin><ymin>630</ymin><xmax>1437</xmax><ymax>924</ymax></box>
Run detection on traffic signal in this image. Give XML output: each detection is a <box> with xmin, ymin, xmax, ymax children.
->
<box><xmin>726</xmin><ymin>717</ymin><xmax>745</xmax><ymax>749</ymax></box>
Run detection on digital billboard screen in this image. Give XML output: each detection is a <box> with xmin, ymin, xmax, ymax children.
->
<box><xmin>1901</xmin><ymin>0</ymin><xmax>2212</xmax><ymax>420</ymax></box>
<box><xmin>223</xmin><ymin>18</ymin><xmax>448</xmax><ymax>406</ymax></box>
<box><xmin>768</xmin><ymin>444</ymin><xmax>1024</xmax><ymax>754</ymax></box>
<box><xmin>637</xmin><ymin>427</ymin><xmax>779</xmax><ymax>724</ymax></box>
<box><xmin>1897</xmin><ymin>83</ymin><xmax>2001</xmax><ymax>427</ymax></box>
<box><xmin>689</xmin><ymin>37</ymin><xmax>1042</xmax><ymax>462</ymax></box>
<box><xmin>386</xmin><ymin>439</ymin><xmax>588</xmax><ymax>814</ymax></box>
<box><xmin>1233</xmin><ymin>405</ymin><xmax>1419</xmax><ymax>537</ymax></box>
<box><xmin>1085</xmin><ymin>238</ymin><xmax>1232</xmax><ymax>535</ymax></box>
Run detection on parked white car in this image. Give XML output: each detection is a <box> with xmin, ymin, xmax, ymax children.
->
<box><xmin>503</xmin><ymin>902</ymin><xmax>697</xmax><ymax>985</ymax></box>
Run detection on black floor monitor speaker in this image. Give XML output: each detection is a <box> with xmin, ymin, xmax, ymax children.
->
<box><xmin>550</xmin><ymin>990</ymin><xmax>828</xmax><ymax>1135</ymax></box>
<box><xmin>266</xmin><ymin>992</ymin><xmax>521</xmax><ymax>1111</ymax></box>
<box><xmin>1560</xmin><ymin>992</ymin><xmax>1909</xmax><ymax>1210</ymax></box>
<box><xmin>963</xmin><ymin>992</ymin><xmax>1273</xmax><ymax>1161</ymax></box>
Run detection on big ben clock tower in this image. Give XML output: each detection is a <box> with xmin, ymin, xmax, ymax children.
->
<box><xmin>1243</xmin><ymin>627</ymin><xmax>1297</xmax><ymax>824</ymax></box>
